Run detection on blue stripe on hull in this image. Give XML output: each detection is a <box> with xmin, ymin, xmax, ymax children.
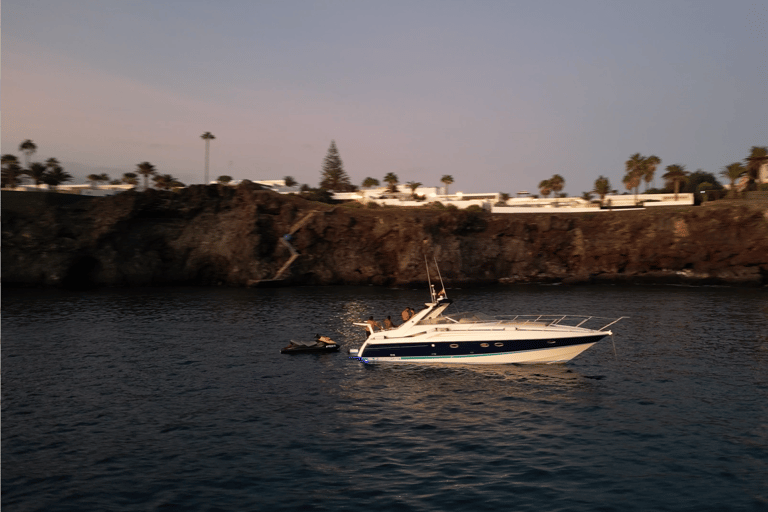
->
<box><xmin>357</xmin><ymin>335</ymin><xmax>606</xmax><ymax>360</ymax></box>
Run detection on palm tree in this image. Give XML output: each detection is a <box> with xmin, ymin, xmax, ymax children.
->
<box><xmin>549</xmin><ymin>174</ymin><xmax>565</xmax><ymax>195</ymax></box>
<box><xmin>45</xmin><ymin>158</ymin><xmax>61</xmax><ymax>171</ymax></box>
<box><xmin>200</xmin><ymin>132</ymin><xmax>215</xmax><ymax>184</ymax></box>
<box><xmin>383</xmin><ymin>172</ymin><xmax>399</xmax><ymax>193</ymax></box>
<box><xmin>2</xmin><ymin>154</ymin><xmax>20</xmax><ymax>167</ymax></box>
<box><xmin>744</xmin><ymin>146</ymin><xmax>768</xmax><ymax>189</ymax></box>
<box><xmin>40</xmin><ymin>158</ymin><xmax>69</xmax><ymax>191</ymax></box>
<box><xmin>362</xmin><ymin>177</ymin><xmax>380</xmax><ymax>188</ymax></box>
<box><xmin>407</xmin><ymin>181</ymin><xmax>422</xmax><ymax>198</ymax></box>
<box><xmin>625</xmin><ymin>152</ymin><xmax>643</xmax><ymax>173</ymax></box>
<box><xmin>499</xmin><ymin>192</ymin><xmax>510</xmax><ymax>203</ymax></box>
<box><xmin>441</xmin><ymin>175</ymin><xmax>454</xmax><ymax>195</ymax></box>
<box><xmin>42</xmin><ymin>166</ymin><xmax>73</xmax><ymax>190</ymax></box>
<box><xmin>153</xmin><ymin>174</ymin><xmax>184</xmax><ymax>190</ymax></box>
<box><xmin>593</xmin><ymin>175</ymin><xmax>611</xmax><ymax>205</ymax></box>
<box><xmin>622</xmin><ymin>172</ymin><xmax>641</xmax><ymax>203</ymax></box>
<box><xmin>624</xmin><ymin>153</ymin><xmax>645</xmax><ymax>198</ymax></box>
<box><xmin>27</xmin><ymin>162</ymin><xmax>48</xmax><ymax>186</ymax></box>
<box><xmin>720</xmin><ymin>163</ymin><xmax>746</xmax><ymax>198</ymax></box>
<box><xmin>217</xmin><ymin>175</ymin><xmax>233</xmax><ymax>184</ymax></box>
<box><xmin>152</xmin><ymin>174</ymin><xmax>170</xmax><ymax>190</ymax></box>
<box><xmin>284</xmin><ymin>176</ymin><xmax>297</xmax><ymax>187</ymax></box>
<box><xmin>538</xmin><ymin>179</ymin><xmax>552</xmax><ymax>198</ymax></box>
<box><xmin>122</xmin><ymin>172</ymin><xmax>139</xmax><ymax>186</ymax></box>
<box><xmin>644</xmin><ymin>155</ymin><xmax>661</xmax><ymax>191</ymax></box>
<box><xmin>662</xmin><ymin>164</ymin><xmax>689</xmax><ymax>201</ymax></box>
<box><xmin>87</xmin><ymin>173</ymin><xmax>110</xmax><ymax>187</ymax></box>
<box><xmin>19</xmin><ymin>139</ymin><xmax>37</xmax><ymax>169</ymax></box>
<box><xmin>136</xmin><ymin>162</ymin><xmax>157</xmax><ymax>191</ymax></box>
<box><xmin>2</xmin><ymin>154</ymin><xmax>24</xmax><ymax>188</ymax></box>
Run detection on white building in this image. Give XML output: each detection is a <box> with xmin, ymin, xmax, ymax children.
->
<box><xmin>212</xmin><ymin>179</ymin><xmax>301</xmax><ymax>193</ymax></box>
<box><xmin>11</xmin><ymin>183</ymin><xmax>136</xmax><ymax>196</ymax></box>
<box><xmin>330</xmin><ymin>187</ymin><xmax>695</xmax><ymax>212</ymax></box>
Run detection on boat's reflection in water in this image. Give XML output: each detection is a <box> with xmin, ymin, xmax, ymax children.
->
<box><xmin>331</xmin><ymin>362</ymin><xmax>609</xmax><ymax>458</ymax></box>
<box><xmin>335</xmin><ymin>361</ymin><xmax>602</xmax><ymax>419</ymax></box>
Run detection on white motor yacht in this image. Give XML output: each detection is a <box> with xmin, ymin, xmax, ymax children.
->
<box><xmin>350</xmin><ymin>278</ymin><xmax>624</xmax><ymax>365</ymax></box>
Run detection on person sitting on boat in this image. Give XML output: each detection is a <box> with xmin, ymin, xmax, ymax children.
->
<box><xmin>315</xmin><ymin>333</ymin><xmax>336</xmax><ymax>345</ymax></box>
<box><xmin>383</xmin><ymin>315</ymin><xmax>397</xmax><ymax>330</ymax></box>
<box><xmin>365</xmin><ymin>316</ymin><xmax>382</xmax><ymax>335</ymax></box>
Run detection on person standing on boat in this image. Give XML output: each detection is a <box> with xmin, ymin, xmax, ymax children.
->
<box><xmin>366</xmin><ymin>316</ymin><xmax>382</xmax><ymax>335</ymax></box>
<box><xmin>401</xmin><ymin>307</ymin><xmax>414</xmax><ymax>322</ymax></box>
<box><xmin>383</xmin><ymin>315</ymin><xmax>397</xmax><ymax>330</ymax></box>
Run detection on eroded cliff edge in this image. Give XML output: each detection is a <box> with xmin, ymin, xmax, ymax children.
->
<box><xmin>3</xmin><ymin>183</ymin><xmax>767</xmax><ymax>288</ymax></box>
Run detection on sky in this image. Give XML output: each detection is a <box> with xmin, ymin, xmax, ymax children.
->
<box><xmin>2</xmin><ymin>0</ymin><xmax>766</xmax><ymax>195</ymax></box>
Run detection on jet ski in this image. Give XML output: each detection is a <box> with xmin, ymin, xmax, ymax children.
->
<box><xmin>281</xmin><ymin>335</ymin><xmax>340</xmax><ymax>354</ymax></box>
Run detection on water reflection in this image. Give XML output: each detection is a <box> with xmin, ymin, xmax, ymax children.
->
<box><xmin>335</xmin><ymin>362</ymin><xmax>599</xmax><ymax>416</ymax></box>
<box><xmin>4</xmin><ymin>285</ymin><xmax>768</xmax><ymax>512</ymax></box>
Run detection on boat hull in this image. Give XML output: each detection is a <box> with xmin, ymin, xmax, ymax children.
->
<box><xmin>351</xmin><ymin>334</ymin><xmax>606</xmax><ymax>364</ymax></box>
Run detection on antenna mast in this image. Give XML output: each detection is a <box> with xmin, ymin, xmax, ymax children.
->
<box><xmin>424</xmin><ymin>255</ymin><xmax>436</xmax><ymax>303</ymax></box>
<box><xmin>433</xmin><ymin>257</ymin><xmax>447</xmax><ymax>300</ymax></box>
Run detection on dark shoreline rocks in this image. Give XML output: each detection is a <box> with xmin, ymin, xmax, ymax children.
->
<box><xmin>3</xmin><ymin>185</ymin><xmax>767</xmax><ymax>289</ymax></box>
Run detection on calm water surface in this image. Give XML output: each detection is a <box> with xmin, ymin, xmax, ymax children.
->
<box><xmin>3</xmin><ymin>285</ymin><xmax>768</xmax><ymax>511</ymax></box>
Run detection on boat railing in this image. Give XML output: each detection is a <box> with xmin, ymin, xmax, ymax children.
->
<box><xmin>422</xmin><ymin>313</ymin><xmax>627</xmax><ymax>332</ymax></box>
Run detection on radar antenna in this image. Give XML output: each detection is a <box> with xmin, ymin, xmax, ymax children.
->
<box><xmin>433</xmin><ymin>257</ymin><xmax>447</xmax><ymax>300</ymax></box>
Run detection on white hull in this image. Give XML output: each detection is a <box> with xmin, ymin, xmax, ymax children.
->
<box><xmin>351</xmin><ymin>294</ymin><xmax>624</xmax><ymax>366</ymax></box>
<box><xmin>357</xmin><ymin>342</ymin><xmax>597</xmax><ymax>365</ymax></box>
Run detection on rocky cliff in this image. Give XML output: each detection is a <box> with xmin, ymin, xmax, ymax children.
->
<box><xmin>3</xmin><ymin>183</ymin><xmax>767</xmax><ymax>288</ymax></box>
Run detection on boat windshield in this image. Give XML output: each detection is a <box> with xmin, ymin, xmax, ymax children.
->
<box><xmin>416</xmin><ymin>311</ymin><xmax>496</xmax><ymax>325</ymax></box>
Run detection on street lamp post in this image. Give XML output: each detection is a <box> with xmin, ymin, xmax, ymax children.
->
<box><xmin>200</xmin><ymin>132</ymin><xmax>216</xmax><ymax>184</ymax></box>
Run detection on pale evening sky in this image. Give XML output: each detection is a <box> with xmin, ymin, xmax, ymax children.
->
<box><xmin>2</xmin><ymin>0</ymin><xmax>766</xmax><ymax>195</ymax></box>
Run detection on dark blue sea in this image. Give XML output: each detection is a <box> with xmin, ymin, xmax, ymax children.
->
<box><xmin>3</xmin><ymin>285</ymin><xmax>767</xmax><ymax>511</ymax></box>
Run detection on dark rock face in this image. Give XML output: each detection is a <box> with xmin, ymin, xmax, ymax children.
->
<box><xmin>3</xmin><ymin>186</ymin><xmax>767</xmax><ymax>288</ymax></box>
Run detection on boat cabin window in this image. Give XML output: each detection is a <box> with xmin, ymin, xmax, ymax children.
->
<box><xmin>417</xmin><ymin>311</ymin><xmax>495</xmax><ymax>325</ymax></box>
